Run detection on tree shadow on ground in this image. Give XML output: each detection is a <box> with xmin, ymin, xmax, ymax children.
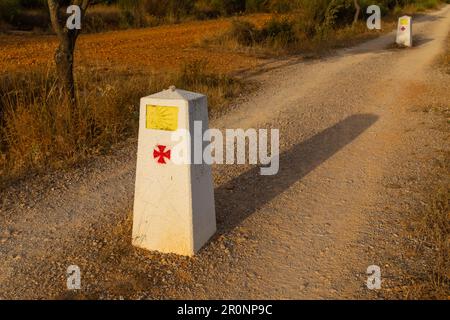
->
<box><xmin>214</xmin><ymin>113</ymin><xmax>379</xmax><ymax>236</ymax></box>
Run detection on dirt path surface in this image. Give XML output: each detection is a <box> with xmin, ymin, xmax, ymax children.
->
<box><xmin>0</xmin><ymin>7</ymin><xmax>449</xmax><ymax>299</ymax></box>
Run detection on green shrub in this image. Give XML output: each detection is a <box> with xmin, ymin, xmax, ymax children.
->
<box><xmin>412</xmin><ymin>0</ymin><xmax>441</xmax><ymax>10</ymax></box>
<box><xmin>245</xmin><ymin>0</ymin><xmax>268</xmax><ymax>13</ymax></box>
<box><xmin>19</xmin><ymin>0</ymin><xmax>46</xmax><ymax>9</ymax></box>
<box><xmin>260</xmin><ymin>18</ymin><xmax>297</xmax><ymax>47</ymax></box>
<box><xmin>0</xmin><ymin>0</ymin><xmax>21</xmax><ymax>23</ymax></box>
<box><xmin>84</xmin><ymin>5</ymin><xmax>124</xmax><ymax>32</ymax></box>
<box><xmin>225</xmin><ymin>17</ymin><xmax>297</xmax><ymax>50</ymax></box>
<box><xmin>228</xmin><ymin>19</ymin><xmax>260</xmax><ymax>45</ymax></box>
<box><xmin>268</xmin><ymin>0</ymin><xmax>294</xmax><ymax>13</ymax></box>
<box><xmin>194</xmin><ymin>0</ymin><xmax>221</xmax><ymax>19</ymax></box>
<box><xmin>360</xmin><ymin>0</ymin><xmax>389</xmax><ymax>17</ymax></box>
<box><xmin>296</xmin><ymin>0</ymin><xmax>330</xmax><ymax>38</ymax></box>
<box><xmin>10</xmin><ymin>9</ymin><xmax>49</xmax><ymax>30</ymax></box>
<box><xmin>221</xmin><ymin>0</ymin><xmax>247</xmax><ymax>15</ymax></box>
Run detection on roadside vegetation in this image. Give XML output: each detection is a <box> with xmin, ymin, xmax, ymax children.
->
<box><xmin>414</xmin><ymin>185</ymin><xmax>450</xmax><ymax>298</ymax></box>
<box><xmin>1</xmin><ymin>0</ymin><xmax>294</xmax><ymax>33</ymax></box>
<box><xmin>1</xmin><ymin>1</ymin><xmax>444</xmax><ymax>33</ymax></box>
<box><xmin>205</xmin><ymin>0</ymin><xmax>447</xmax><ymax>55</ymax></box>
<box><xmin>408</xmin><ymin>138</ymin><xmax>449</xmax><ymax>299</ymax></box>
<box><xmin>0</xmin><ymin>0</ymin><xmax>447</xmax><ymax>185</ymax></box>
<box><xmin>0</xmin><ymin>62</ymin><xmax>242</xmax><ymax>185</ymax></box>
<box><xmin>441</xmin><ymin>32</ymin><xmax>450</xmax><ymax>74</ymax></box>
<box><xmin>410</xmin><ymin>32</ymin><xmax>449</xmax><ymax>299</ymax></box>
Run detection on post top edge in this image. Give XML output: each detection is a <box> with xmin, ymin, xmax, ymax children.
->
<box><xmin>142</xmin><ymin>87</ymin><xmax>206</xmax><ymax>101</ymax></box>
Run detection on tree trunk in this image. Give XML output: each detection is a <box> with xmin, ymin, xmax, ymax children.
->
<box><xmin>47</xmin><ymin>0</ymin><xmax>90</xmax><ymax>104</ymax></box>
<box><xmin>55</xmin><ymin>34</ymin><xmax>76</xmax><ymax>103</ymax></box>
<box><xmin>353</xmin><ymin>0</ymin><xmax>361</xmax><ymax>25</ymax></box>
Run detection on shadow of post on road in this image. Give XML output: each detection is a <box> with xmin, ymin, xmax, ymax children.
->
<box><xmin>214</xmin><ymin>113</ymin><xmax>379</xmax><ymax>236</ymax></box>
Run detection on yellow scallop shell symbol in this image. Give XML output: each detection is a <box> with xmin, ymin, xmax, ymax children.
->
<box><xmin>146</xmin><ymin>105</ymin><xmax>179</xmax><ymax>131</ymax></box>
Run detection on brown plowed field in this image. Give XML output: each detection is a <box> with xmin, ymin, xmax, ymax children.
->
<box><xmin>0</xmin><ymin>14</ymin><xmax>272</xmax><ymax>75</ymax></box>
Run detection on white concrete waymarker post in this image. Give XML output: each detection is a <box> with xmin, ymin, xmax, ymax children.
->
<box><xmin>396</xmin><ymin>15</ymin><xmax>413</xmax><ymax>47</ymax></box>
<box><xmin>132</xmin><ymin>86</ymin><xmax>216</xmax><ymax>256</ymax></box>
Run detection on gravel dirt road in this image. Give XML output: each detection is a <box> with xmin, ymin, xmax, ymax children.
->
<box><xmin>0</xmin><ymin>6</ymin><xmax>449</xmax><ymax>299</ymax></box>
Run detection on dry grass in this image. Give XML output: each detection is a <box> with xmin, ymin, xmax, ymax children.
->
<box><xmin>441</xmin><ymin>32</ymin><xmax>450</xmax><ymax>74</ymax></box>
<box><xmin>416</xmin><ymin>33</ymin><xmax>450</xmax><ymax>298</ymax></box>
<box><xmin>402</xmin><ymin>134</ymin><xmax>450</xmax><ymax>300</ymax></box>
<box><xmin>401</xmin><ymin>0</ymin><xmax>444</xmax><ymax>15</ymax></box>
<box><xmin>202</xmin><ymin>17</ymin><xmax>300</xmax><ymax>56</ymax></box>
<box><xmin>0</xmin><ymin>15</ymin><xmax>271</xmax><ymax>74</ymax></box>
<box><xmin>84</xmin><ymin>4</ymin><xmax>125</xmax><ymax>33</ymax></box>
<box><xmin>203</xmin><ymin>16</ymin><xmax>395</xmax><ymax>58</ymax></box>
<box><xmin>405</xmin><ymin>33</ymin><xmax>450</xmax><ymax>299</ymax></box>
<box><xmin>84</xmin><ymin>4</ymin><xmax>163</xmax><ymax>32</ymax></box>
<box><xmin>414</xmin><ymin>185</ymin><xmax>450</xmax><ymax>298</ymax></box>
<box><xmin>0</xmin><ymin>61</ymin><xmax>243</xmax><ymax>185</ymax></box>
<box><xmin>0</xmin><ymin>15</ymin><xmax>269</xmax><ymax>186</ymax></box>
<box><xmin>202</xmin><ymin>0</ymin><xmax>446</xmax><ymax>57</ymax></box>
<box><xmin>300</xmin><ymin>20</ymin><xmax>395</xmax><ymax>54</ymax></box>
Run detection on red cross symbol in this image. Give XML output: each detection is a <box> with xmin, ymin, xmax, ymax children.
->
<box><xmin>153</xmin><ymin>145</ymin><xmax>171</xmax><ymax>164</ymax></box>
<box><xmin>401</xmin><ymin>26</ymin><xmax>406</xmax><ymax>31</ymax></box>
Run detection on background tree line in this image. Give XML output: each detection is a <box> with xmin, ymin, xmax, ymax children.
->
<box><xmin>2</xmin><ymin>0</ymin><xmax>444</xmax><ymax>33</ymax></box>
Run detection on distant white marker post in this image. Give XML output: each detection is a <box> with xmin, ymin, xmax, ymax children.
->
<box><xmin>396</xmin><ymin>16</ymin><xmax>413</xmax><ymax>47</ymax></box>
